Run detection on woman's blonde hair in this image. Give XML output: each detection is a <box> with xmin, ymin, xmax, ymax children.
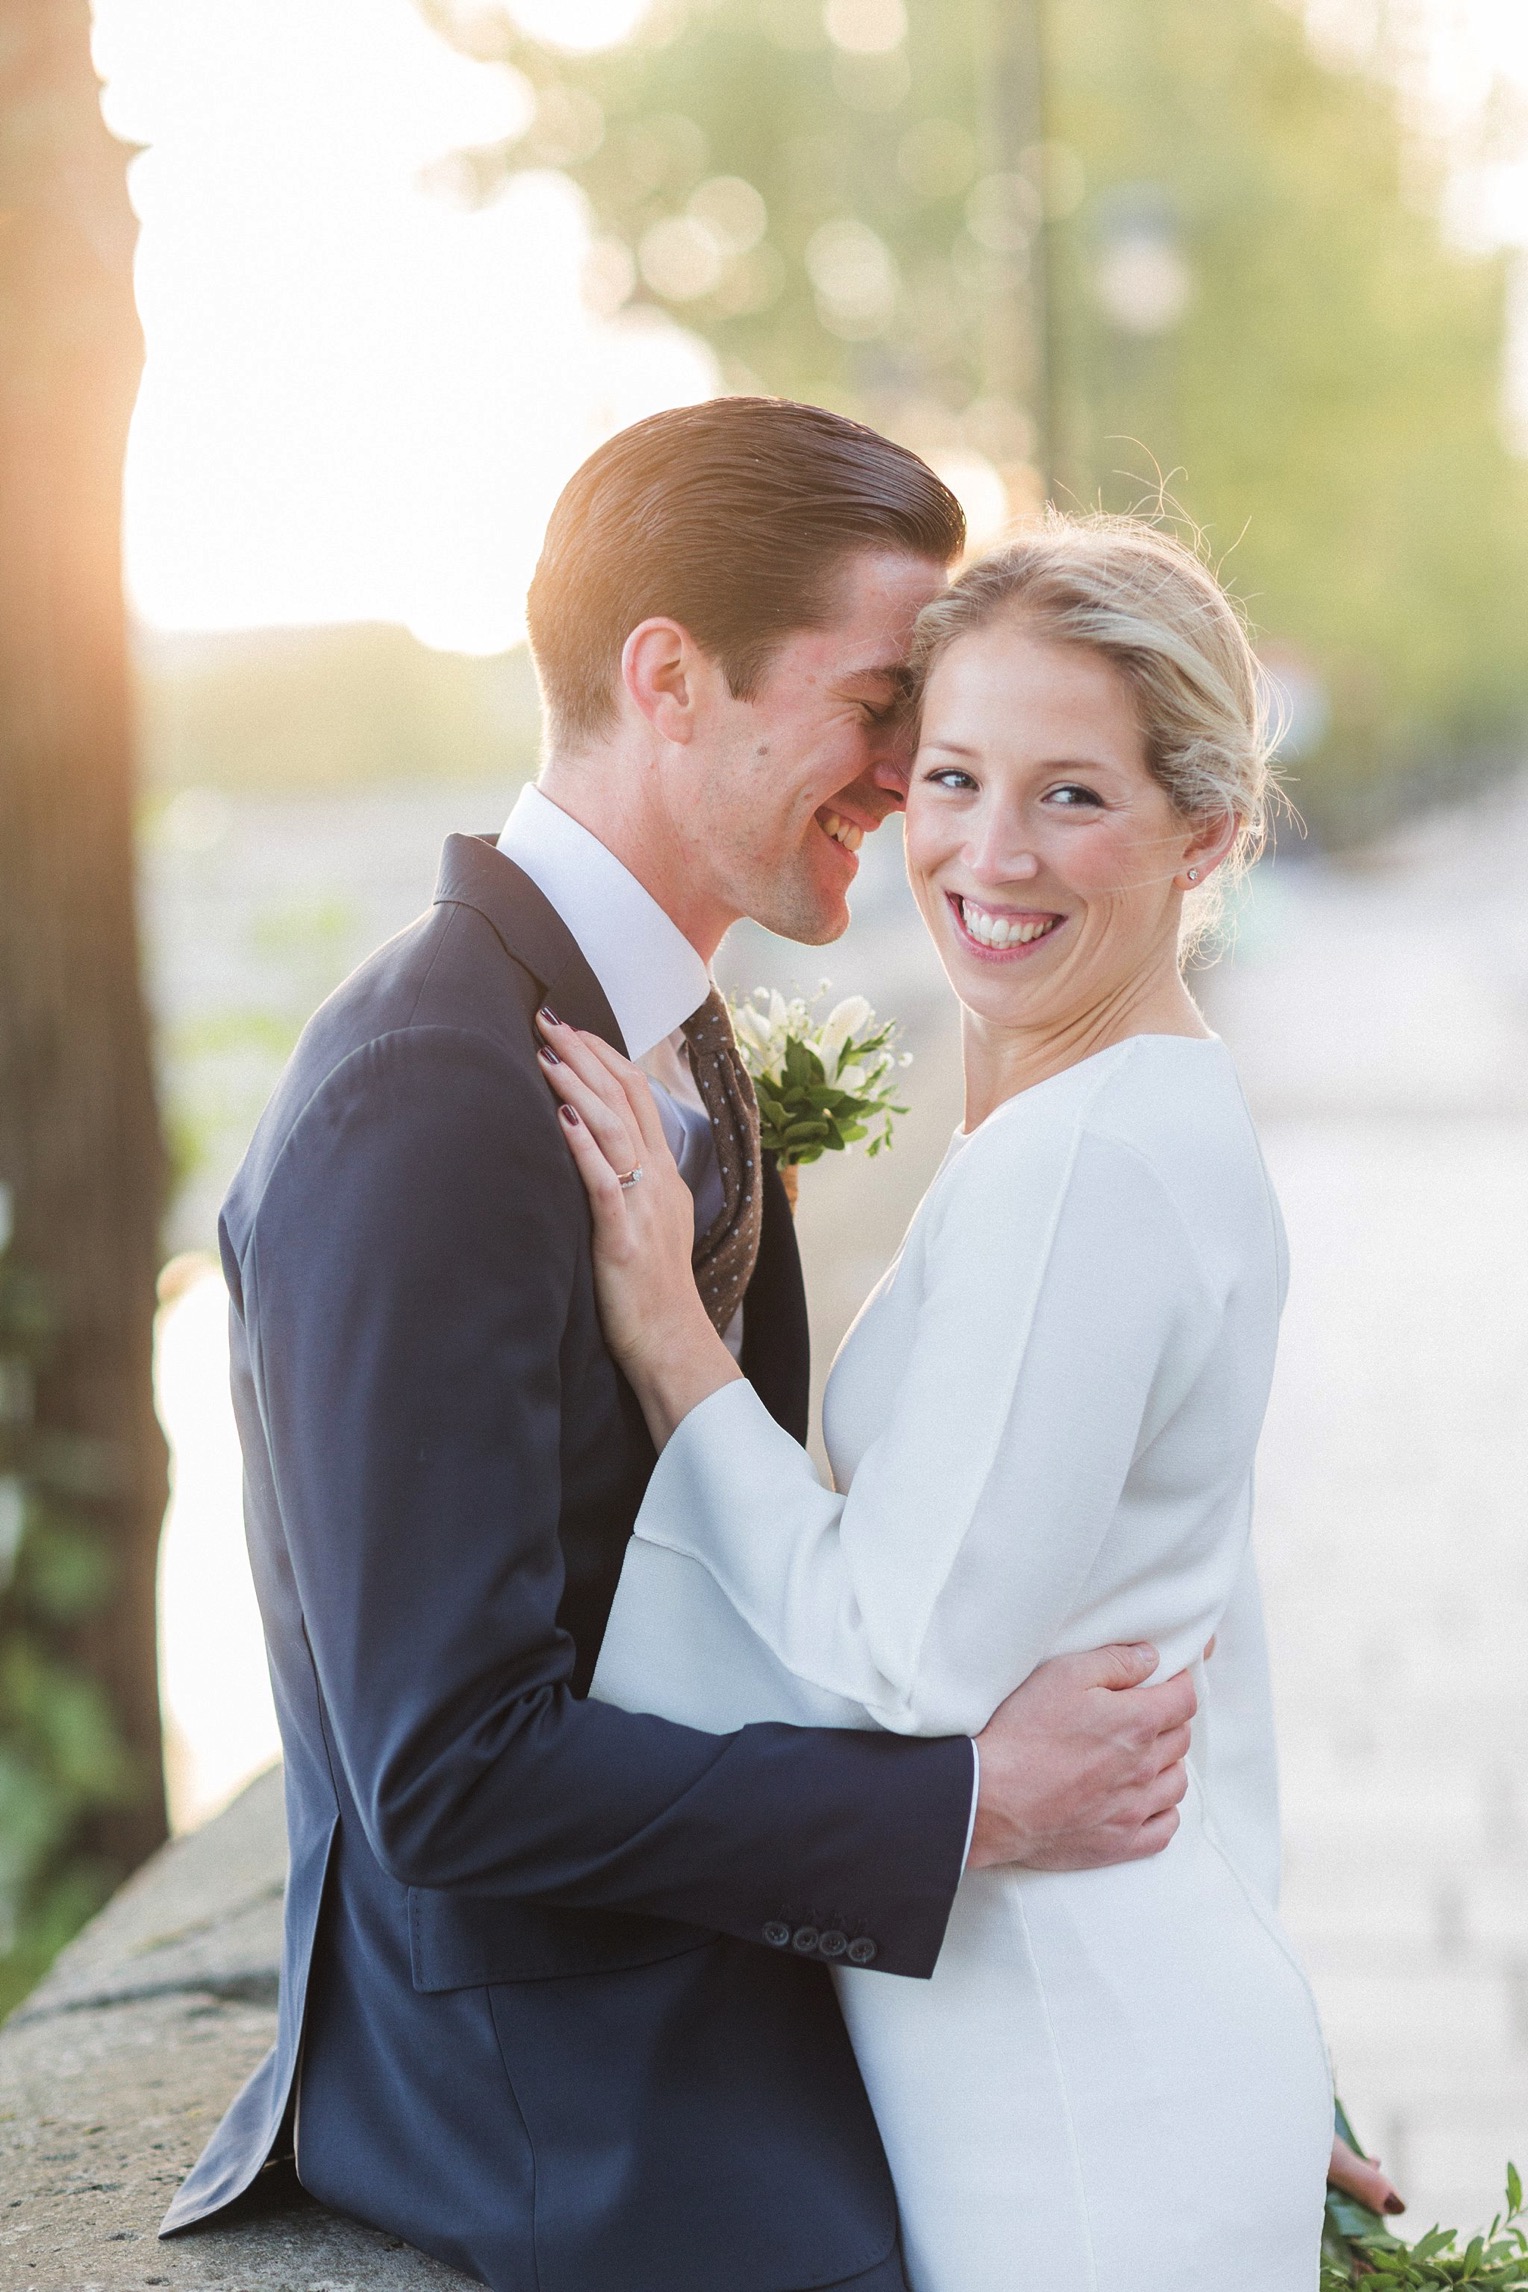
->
<box><xmin>908</xmin><ymin>513</ymin><xmax>1275</xmax><ymax>944</ymax></box>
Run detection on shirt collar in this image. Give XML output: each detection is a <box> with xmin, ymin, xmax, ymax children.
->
<box><xmin>497</xmin><ymin>784</ymin><xmax>711</xmax><ymax>1059</ymax></box>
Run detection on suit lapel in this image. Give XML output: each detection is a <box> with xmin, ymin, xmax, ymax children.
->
<box><xmin>433</xmin><ymin>833</ymin><xmax>627</xmax><ymax>1055</ymax></box>
<box><xmin>434</xmin><ymin>832</ymin><xmax>811</xmax><ymax>1441</ymax></box>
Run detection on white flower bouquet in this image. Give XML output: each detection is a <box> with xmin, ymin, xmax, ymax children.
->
<box><xmin>730</xmin><ymin>986</ymin><xmax>910</xmax><ymax>1207</ymax></box>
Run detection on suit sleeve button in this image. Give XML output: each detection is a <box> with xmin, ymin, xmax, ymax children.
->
<box><xmin>791</xmin><ymin>1925</ymin><xmax>820</xmax><ymax>1953</ymax></box>
<box><xmin>818</xmin><ymin>1930</ymin><xmax>847</xmax><ymax>1958</ymax></box>
<box><xmin>763</xmin><ymin>1921</ymin><xmax>791</xmax><ymax>1947</ymax></box>
<box><xmin>846</xmin><ymin>1937</ymin><xmax>877</xmax><ymax>1965</ymax></box>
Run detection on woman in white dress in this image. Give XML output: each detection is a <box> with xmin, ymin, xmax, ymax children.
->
<box><xmin>536</xmin><ymin>520</ymin><xmax>1339</xmax><ymax>2290</ymax></box>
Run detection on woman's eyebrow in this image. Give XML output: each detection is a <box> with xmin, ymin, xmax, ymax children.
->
<box><xmin>920</xmin><ymin>737</ymin><xmax>979</xmax><ymax>756</ymax></box>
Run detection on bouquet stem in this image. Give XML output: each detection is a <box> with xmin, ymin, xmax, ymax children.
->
<box><xmin>779</xmin><ymin>1163</ymin><xmax>800</xmax><ymax>1213</ymax></box>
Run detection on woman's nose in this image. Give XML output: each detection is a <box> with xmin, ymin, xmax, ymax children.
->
<box><xmin>966</xmin><ymin>838</ymin><xmax>1040</xmax><ymax>885</ymax></box>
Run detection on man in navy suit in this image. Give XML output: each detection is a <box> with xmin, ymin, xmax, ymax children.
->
<box><xmin>163</xmin><ymin>400</ymin><xmax>1197</xmax><ymax>2291</ymax></box>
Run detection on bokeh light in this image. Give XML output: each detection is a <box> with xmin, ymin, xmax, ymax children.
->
<box><xmin>505</xmin><ymin>0</ymin><xmax>657</xmax><ymax>54</ymax></box>
<box><xmin>92</xmin><ymin>0</ymin><xmax>717</xmax><ymax>654</ymax></box>
<box><xmin>154</xmin><ymin>1262</ymin><xmax>279</xmax><ymax>1830</ymax></box>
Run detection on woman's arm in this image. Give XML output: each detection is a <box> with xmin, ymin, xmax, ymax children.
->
<box><xmin>643</xmin><ymin>1121</ymin><xmax>1214</xmax><ymax>1737</ymax></box>
<box><xmin>541</xmin><ymin>1017</ymin><xmax>1215</xmax><ymax>1741</ymax></box>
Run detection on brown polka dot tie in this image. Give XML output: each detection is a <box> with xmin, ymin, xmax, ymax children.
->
<box><xmin>681</xmin><ymin>987</ymin><xmax>764</xmax><ymax>1335</ymax></box>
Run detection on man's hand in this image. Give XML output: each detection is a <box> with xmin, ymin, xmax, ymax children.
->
<box><xmin>968</xmin><ymin>1644</ymin><xmax>1195</xmax><ymax>1872</ymax></box>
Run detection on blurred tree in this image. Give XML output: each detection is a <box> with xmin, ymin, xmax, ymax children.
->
<box><xmin>0</xmin><ymin>0</ymin><xmax>168</xmax><ymax>2007</ymax></box>
<box><xmin>422</xmin><ymin>0</ymin><xmax>1528</xmax><ymax>835</ymax></box>
<box><xmin>137</xmin><ymin>624</ymin><xmax>543</xmax><ymax>794</ymax></box>
<box><xmin>1050</xmin><ymin>0</ymin><xmax>1528</xmax><ymax>833</ymax></box>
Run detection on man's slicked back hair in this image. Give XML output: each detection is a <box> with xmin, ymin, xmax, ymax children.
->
<box><xmin>526</xmin><ymin>397</ymin><xmax>966</xmax><ymax>748</ymax></box>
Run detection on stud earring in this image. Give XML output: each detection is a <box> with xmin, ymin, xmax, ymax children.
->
<box><xmin>1187</xmin><ymin>868</ymin><xmax>1199</xmax><ymax>882</ymax></box>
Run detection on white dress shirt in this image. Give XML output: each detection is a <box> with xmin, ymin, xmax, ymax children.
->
<box><xmin>498</xmin><ymin>783</ymin><xmax>732</xmax><ymax>1326</ymax></box>
<box><xmin>499</xmin><ymin>783</ymin><xmax>709</xmax><ymax>1062</ymax></box>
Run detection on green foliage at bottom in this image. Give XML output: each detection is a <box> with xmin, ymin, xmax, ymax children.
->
<box><xmin>1323</xmin><ymin>2110</ymin><xmax>1527</xmax><ymax>2288</ymax></box>
<box><xmin>0</xmin><ymin>1208</ymin><xmax>141</xmax><ymax>2020</ymax></box>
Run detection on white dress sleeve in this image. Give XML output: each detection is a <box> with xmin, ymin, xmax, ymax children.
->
<box><xmin>617</xmin><ymin>1116</ymin><xmax>1221</xmax><ymax>1740</ymax></box>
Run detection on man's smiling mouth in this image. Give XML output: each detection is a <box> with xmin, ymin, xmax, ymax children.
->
<box><xmin>818</xmin><ymin>808</ymin><xmax>864</xmax><ymax>854</ymax></box>
<box><xmin>950</xmin><ymin>894</ymin><xmax>1064</xmax><ymax>953</ymax></box>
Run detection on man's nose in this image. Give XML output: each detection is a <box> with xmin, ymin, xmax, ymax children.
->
<box><xmin>868</xmin><ymin>739</ymin><xmax>914</xmax><ymax>812</ymax></box>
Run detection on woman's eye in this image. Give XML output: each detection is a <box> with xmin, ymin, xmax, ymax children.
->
<box><xmin>1044</xmin><ymin>782</ymin><xmax>1104</xmax><ymax>809</ymax></box>
<box><xmin>924</xmin><ymin>766</ymin><xmax>979</xmax><ymax>792</ymax></box>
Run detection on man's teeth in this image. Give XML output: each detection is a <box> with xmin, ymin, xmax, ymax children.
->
<box><xmin>820</xmin><ymin>810</ymin><xmax>864</xmax><ymax>853</ymax></box>
<box><xmin>958</xmin><ymin>898</ymin><xmax>1059</xmax><ymax>949</ymax></box>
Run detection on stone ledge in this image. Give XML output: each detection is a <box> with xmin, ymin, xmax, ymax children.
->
<box><xmin>0</xmin><ymin>1767</ymin><xmax>475</xmax><ymax>2291</ymax></box>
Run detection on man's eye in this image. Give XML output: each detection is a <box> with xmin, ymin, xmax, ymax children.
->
<box><xmin>1045</xmin><ymin>782</ymin><xmax>1103</xmax><ymax>809</ymax></box>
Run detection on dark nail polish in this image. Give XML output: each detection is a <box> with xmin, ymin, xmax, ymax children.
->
<box><xmin>560</xmin><ymin>1103</ymin><xmax>580</xmax><ymax>1126</ymax></box>
<box><xmin>539</xmin><ymin>1007</ymin><xmax>560</xmax><ymax>1027</ymax></box>
<box><xmin>1384</xmin><ymin>2197</ymin><xmax>1406</xmax><ymax>2215</ymax></box>
<box><xmin>538</xmin><ymin>1043</ymin><xmax>561</xmax><ymax>1064</ymax></box>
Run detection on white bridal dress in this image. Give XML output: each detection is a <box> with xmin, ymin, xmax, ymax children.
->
<box><xmin>593</xmin><ymin>1034</ymin><xmax>1333</xmax><ymax>2292</ymax></box>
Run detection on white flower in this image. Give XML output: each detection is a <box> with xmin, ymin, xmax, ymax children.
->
<box><xmin>731</xmin><ymin>1002</ymin><xmax>775</xmax><ymax>1058</ymax></box>
<box><xmin>819</xmin><ymin>994</ymin><xmax>874</xmax><ymax>1075</ymax></box>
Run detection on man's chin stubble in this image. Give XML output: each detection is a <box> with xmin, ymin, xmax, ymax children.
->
<box><xmin>751</xmin><ymin>888</ymin><xmax>851</xmax><ymax>946</ymax></box>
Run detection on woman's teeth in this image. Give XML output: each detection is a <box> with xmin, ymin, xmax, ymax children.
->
<box><xmin>957</xmin><ymin>897</ymin><xmax>1060</xmax><ymax>950</ymax></box>
<box><xmin>820</xmin><ymin>810</ymin><xmax>864</xmax><ymax>853</ymax></box>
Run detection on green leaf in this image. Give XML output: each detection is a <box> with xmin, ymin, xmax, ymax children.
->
<box><xmin>1329</xmin><ymin>2189</ymin><xmax>1390</xmax><ymax>2240</ymax></box>
<box><xmin>782</xmin><ymin>1036</ymin><xmax>826</xmax><ymax>1090</ymax></box>
<box><xmin>1508</xmin><ymin>2167</ymin><xmax>1523</xmax><ymax>2219</ymax></box>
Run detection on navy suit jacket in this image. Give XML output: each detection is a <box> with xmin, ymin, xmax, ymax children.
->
<box><xmin>162</xmin><ymin>835</ymin><xmax>972</xmax><ymax>2292</ymax></box>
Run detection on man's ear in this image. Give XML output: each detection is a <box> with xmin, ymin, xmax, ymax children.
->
<box><xmin>621</xmin><ymin>618</ymin><xmax>704</xmax><ymax>745</ymax></box>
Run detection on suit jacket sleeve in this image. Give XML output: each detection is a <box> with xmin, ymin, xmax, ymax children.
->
<box><xmin>230</xmin><ymin>1022</ymin><xmax>970</xmax><ymax>1976</ymax></box>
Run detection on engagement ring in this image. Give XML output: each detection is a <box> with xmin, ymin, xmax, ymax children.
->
<box><xmin>618</xmin><ymin>1166</ymin><xmax>644</xmax><ymax>1190</ymax></box>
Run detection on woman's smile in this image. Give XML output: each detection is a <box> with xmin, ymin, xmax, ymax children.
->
<box><xmin>947</xmin><ymin>893</ymin><xmax>1068</xmax><ymax>958</ymax></box>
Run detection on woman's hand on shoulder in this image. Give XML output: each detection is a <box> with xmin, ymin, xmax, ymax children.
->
<box><xmin>536</xmin><ymin>1011</ymin><xmax>740</xmax><ymax>1443</ymax></box>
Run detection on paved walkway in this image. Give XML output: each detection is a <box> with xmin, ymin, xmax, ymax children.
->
<box><xmin>1210</xmin><ymin>786</ymin><xmax>1528</xmax><ymax>2232</ymax></box>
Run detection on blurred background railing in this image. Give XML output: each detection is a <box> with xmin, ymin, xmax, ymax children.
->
<box><xmin>1</xmin><ymin>0</ymin><xmax>1526</xmax><ymax>2234</ymax></box>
